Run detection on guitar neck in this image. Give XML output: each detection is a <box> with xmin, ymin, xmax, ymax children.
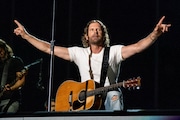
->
<box><xmin>79</xmin><ymin>77</ymin><xmax>140</xmax><ymax>101</ymax></box>
<box><xmin>87</xmin><ymin>82</ymin><xmax>123</xmax><ymax>97</ymax></box>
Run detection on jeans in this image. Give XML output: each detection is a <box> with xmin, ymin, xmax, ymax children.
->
<box><xmin>0</xmin><ymin>99</ymin><xmax>19</xmax><ymax>112</ymax></box>
<box><xmin>104</xmin><ymin>90</ymin><xmax>124</xmax><ymax>110</ymax></box>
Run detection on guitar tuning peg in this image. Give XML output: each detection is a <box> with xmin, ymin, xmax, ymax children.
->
<box><xmin>133</xmin><ymin>86</ymin><xmax>136</xmax><ymax>90</ymax></box>
<box><xmin>136</xmin><ymin>86</ymin><xmax>140</xmax><ymax>90</ymax></box>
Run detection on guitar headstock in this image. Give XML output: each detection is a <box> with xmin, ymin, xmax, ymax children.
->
<box><xmin>123</xmin><ymin>77</ymin><xmax>141</xmax><ymax>89</ymax></box>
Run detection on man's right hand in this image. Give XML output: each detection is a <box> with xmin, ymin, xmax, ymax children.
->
<box><xmin>14</xmin><ymin>20</ymin><xmax>29</xmax><ymax>39</ymax></box>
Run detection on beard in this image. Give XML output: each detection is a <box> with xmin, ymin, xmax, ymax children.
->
<box><xmin>88</xmin><ymin>36</ymin><xmax>104</xmax><ymax>46</ymax></box>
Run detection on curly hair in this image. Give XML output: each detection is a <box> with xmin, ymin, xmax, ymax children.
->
<box><xmin>0</xmin><ymin>39</ymin><xmax>14</xmax><ymax>59</ymax></box>
<box><xmin>81</xmin><ymin>20</ymin><xmax>110</xmax><ymax>48</ymax></box>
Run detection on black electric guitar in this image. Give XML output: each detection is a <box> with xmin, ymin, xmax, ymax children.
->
<box><xmin>55</xmin><ymin>77</ymin><xmax>141</xmax><ymax>111</ymax></box>
<box><xmin>0</xmin><ymin>68</ymin><xmax>28</xmax><ymax>99</ymax></box>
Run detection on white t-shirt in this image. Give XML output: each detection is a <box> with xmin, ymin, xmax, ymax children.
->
<box><xmin>68</xmin><ymin>45</ymin><xmax>124</xmax><ymax>86</ymax></box>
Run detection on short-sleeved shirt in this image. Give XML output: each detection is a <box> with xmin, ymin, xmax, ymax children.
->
<box><xmin>68</xmin><ymin>45</ymin><xmax>124</xmax><ymax>86</ymax></box>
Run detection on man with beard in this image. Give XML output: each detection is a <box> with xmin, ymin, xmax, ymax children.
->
<box><xmin>0</xmin><ymin>39</ymin><xmax>25</xmax><ymax>113</ymax></box>
<box><xmin>13</xmin><ymin>16</ymin><xmax>171</xmax><ymax>111</ymax></box>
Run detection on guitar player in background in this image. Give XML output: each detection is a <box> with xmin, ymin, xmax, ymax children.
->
<box><xmin>0</xmin><ymin>39</ymin><xmax>25</xmax><ymax>113</ymax></box>
<box><xmin>14</xmin><ymin>16</ymin><xmax>170</xmax><ymax>111</ymax></box>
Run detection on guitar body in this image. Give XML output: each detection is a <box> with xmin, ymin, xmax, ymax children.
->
<box><xmin>55</xmin><ymin>80</ymin><xmax>102</xmax><ymax>111</ymax></box>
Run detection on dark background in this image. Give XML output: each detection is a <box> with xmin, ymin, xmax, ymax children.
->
<box><xmin>0</xmin><ymin>0</ymin><xmax>180</xmax><ymax>112</ymax></box>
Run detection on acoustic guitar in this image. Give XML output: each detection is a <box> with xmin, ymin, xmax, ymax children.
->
<box><xmin>55</xmin><ymin>77</ymin><xmax>141</xmax><ymax>111</ymax></box>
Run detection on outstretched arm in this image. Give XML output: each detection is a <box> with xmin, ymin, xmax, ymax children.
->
<box><xmin>14</xmin><ymin>20</ymin><xmax>70</xmax><ymax>61</ymax></box>
<box><xmin>121</xmin><ymin>16</ymin><xmax>171</xmax><ymax>60</ymax></box>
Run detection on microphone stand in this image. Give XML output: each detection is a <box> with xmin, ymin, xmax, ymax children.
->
<box><xmin>36</xmin><ymin>58</ymin><xmax>45</xmax><ymax>91</ymax></box>
<box><xmin>47</xmin><ymin>0</ymin><xmax>56</xmax><ymax>112</ymax></box>
<box><xmin>24</xmin><ymin>58</ymin><xmax>42</xmax><ymax>69</ymax></box>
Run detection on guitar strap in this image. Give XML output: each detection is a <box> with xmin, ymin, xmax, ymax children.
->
<box><xmin>0</xmin><ymin>58</ymin><xmax>12</xmax><ymax>90</ymax></box>
<box><xmin>99</xmin><ymin>47</ymin><xmax>110</xmax><ymax>87</ymax></box>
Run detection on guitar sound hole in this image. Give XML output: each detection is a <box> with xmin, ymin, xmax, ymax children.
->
<box><xmin>72</xmin><ymin>90</ymin><xmax>86</xmax><ymax>110</ymax></box>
